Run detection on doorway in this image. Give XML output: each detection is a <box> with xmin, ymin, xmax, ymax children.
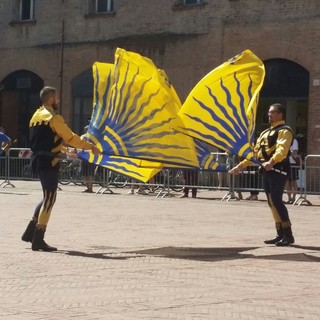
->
<box><xmin>0</xmin><ymin>70</ymin><xmax>43</xmax><ymax>146</ymax></box>
<box><xmin>257</xmin><ymin>59</ymin><xmax>309</xmax><ymax>156</ymax></box>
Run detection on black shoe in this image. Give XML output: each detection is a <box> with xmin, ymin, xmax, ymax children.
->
<box><xmin>32</xmin><ymin>240</ymin><xmax>57</xmax><ymax>252</ymax></box>
<box><xmin>275</xmin><ymin>227</ymin><xmax>295</xmax><ymax>246</ymax></box>
<box><xmin>264</xmin><ymin>235</ymin><xmax>283</xmax><ymax>244</ymax></box>
<box><xmin>32</xmin><ymin>228</ymin><xmax>57</xmax><ymax>252</ymax></box>
<box><xmin>264</xmin><ymin>227</ymin><xmax>283</xmax><ymax>244</ymax></box>
<box><xmin>180</xmin><ymin>194</ymin><xmax>188</xmax><ymax>198</ymax></box>
<box><xmin>21</xmin><ymin>220</ymin><xmax>37</xmax><ymax>243</ymax></box>
<box><xmin>275</xmin><ymin>236</ymin><xmax>294</xmax><ymax>246</ymax></box>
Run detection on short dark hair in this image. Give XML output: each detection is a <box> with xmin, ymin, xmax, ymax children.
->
<box><xmin>270</xmin><ymin>103</ymin><xmax>286</xmax><ymax>117</ymax></box>
<box><xmin>40</xmin><ymin>86</ymin><xmax>57</xmax><ymax>103</ymax></box>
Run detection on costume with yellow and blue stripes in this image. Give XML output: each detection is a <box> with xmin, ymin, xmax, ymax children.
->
<box><xmin>29</xmin><ymin>106</ymin><xmax>94</xmax><ymax>227</ymax></box>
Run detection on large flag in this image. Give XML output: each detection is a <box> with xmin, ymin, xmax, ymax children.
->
<box><xmin>78</xmin><ymin>49</ymin><xmax>225</xmax><ymax>179</ymax></box>
<box><xmin>89</xmin><ymin>48</ymin><xmax>198</xmax><ymax>168</ymax></box>
<box><xmin>177</xmin><ymin>50</ymin><xmax>265</xmax><ymax>161</ymax></box>
<box><xmin>78</xmin><ymin>62</ymin><xmax>161</xmax><ymax>182</ymax></box>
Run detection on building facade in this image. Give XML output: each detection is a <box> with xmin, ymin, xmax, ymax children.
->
<box><xmin>0</xmin><ymin>0</ymin><xmax>319</xmax><ymax>156</ymax></box>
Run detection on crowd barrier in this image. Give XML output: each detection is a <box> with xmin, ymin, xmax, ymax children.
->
<box><xmin>1</xmin><ymin>148</ymin><xmax>319</xmax><ymax>205</ymax></box>
<box><xmin>300</xmin><ymin>154</ymin><xmax>320</xmax><ymax>205</ymax></box>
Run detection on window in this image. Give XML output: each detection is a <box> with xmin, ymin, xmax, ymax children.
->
<box><xmin>184</xmin><ymin>0</ymin><xmax>201</xmax><ymax>4</ymax></box>
<box><xmin>86</xmin><ymin>0</ymin><xmax>115</xmax><ymax>17</ymax></box>
<box><xmin>173</xmin><ymin>0</ymin><xmax>204</xmax><ymax>9</ymax></box>
<box><xmin>96</xmin><ymin>0</ymin><xmax>114</xmax><ymax>13</ymax></box>
<box><xmin>20</xmin><ymin>0</ymin><xmax>35</xmax><ymax>21</ymax></box>
<box><xmin>72</xmin><ymin>69</ymin><xmax>94</xmax><ymax>134</ymax></box>
<box><xmin>10</xmin><ymin>0</ymin><xmax>36</xmax><ymax>23</ymax></box>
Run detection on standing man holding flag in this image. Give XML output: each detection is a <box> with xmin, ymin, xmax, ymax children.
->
<box><xmin>229</xmin><ymin>103</ymin><xmax>295</xmax><ymax>247</ymax></box>
<box><xmin>21</xmin><ymin>86</ymin><xmax>101</xmax><ymax>251</ymax></box>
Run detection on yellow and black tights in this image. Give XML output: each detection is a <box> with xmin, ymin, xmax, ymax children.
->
<box><xmin>33</xmin><ymin>167</ymin><xmax>59</xmax><ymax>229</ymax></box>
<box><xmin>263</xmin><ymin>170</ymin><xmax>291</xmax><ymax>228</ymax></box>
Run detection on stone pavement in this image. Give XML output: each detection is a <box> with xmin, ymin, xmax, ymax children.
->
<box><xmin>1</xmin><ymin>180</ymin><xmax>320</xmax><ymax>320</ymax></box>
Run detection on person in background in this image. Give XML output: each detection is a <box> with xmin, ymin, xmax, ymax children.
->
<box><xmin>246</xmin><ymin>191</ymin><xmax>259</xmax><ymax>200</ymax></box>
<box><xmin>129</xmin><ymin>176</ymin><xmax>155</xmax><ymax>195</ymax></box>
<box><xmin>285</xmin><ymin>138</ymin><xmax>299</xmax><ymax>204</ymax></box>
<box><xmin>245</xmin><ymin>166</ymin><xmax>260</xmax><ymax>201</ymax></box>
<box><xmin>21</xmin><ymin>86</ymin><xmax>100</xmax><ymax>252</ymax></box>
<box><xmin>181</xmin><ymin>170</ymin><xmax>198</xmax><ymax>198</ymax></box>
<box><xmin>229</xmin><ymin>103</ymin><xmax>295</xmax><ymax>246</ymax></box>
<box><xmin>0</xmin><ymin>127</ymin><xmax>11</xmax><ymax>176</ymax></box>
<box><xmin>0</xmin><ymin>126</ymin><xmax>11</xmax><ymax>154</ymax></box>
<box><xmin>217</xmin><ymin>149</ymin><xmax>229</xmax><ymax>189</ymax></box>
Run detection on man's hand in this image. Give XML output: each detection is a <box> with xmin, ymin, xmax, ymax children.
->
<box><xmin>91</xmin><ymin>145</ymin><xmax>101</xmax><ymax>155</ymax></box>
<box><xmin>64</xmin><ymin>147</ymin><xmax>77</xmax><ymax>159</ymax></box>
<box><xmin>229</xmin><ymin>165</ymin><xmax>242</xmax><ymax>175</ymax></box>
<box><xmin>262</xmin><ymin>161</ymin><xmax>273</xmax><ymax>171</ymax></box>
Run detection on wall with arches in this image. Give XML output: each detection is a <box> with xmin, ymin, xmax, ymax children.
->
<box><xmin>1</xmin><ymin>0</ymin><xmax>320</xmax><ymax>152</ymax></box>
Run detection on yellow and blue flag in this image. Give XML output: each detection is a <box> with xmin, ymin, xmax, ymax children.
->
<box><xmin>86</xmin><ymin>48</ymin><xmax>199</xmax><ymax>168</ymax></box>
<box><xmin>78</xmin><ymin>62</ymin><xmax>161</xmax><ymax>182</ymax></box>
<box><xmin>194</xmin><ymin>140</ymin><xmax>226</xmax><ymax>171</ymax></box>
<box><xmin>177</xmin><ymin>50</ymin><xmax>265</xmax><ymax>161</ymax></box>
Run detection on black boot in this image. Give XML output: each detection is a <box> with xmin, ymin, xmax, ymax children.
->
<box><xmin>32</xmin><ymin>227</ymin><xmax>57</xmax><ymax>252</ymax></box>
<box><xmin>21</xmin><ymin>219</ymin><xmax>37</xmax><ymax>243</ymax></box>
<box><xmin>264</xmin><ymin>226</ymin><xmax>283</xmax><ymax>244</ymax></box>
<box><xmin>276</xmin><ymin>227</ymin><xmax>295</xmax><ymax>246</ymax></box>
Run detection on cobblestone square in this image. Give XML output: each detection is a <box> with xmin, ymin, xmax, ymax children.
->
<box><xmin>1</xmin><ymin>181</ymin><xmax>320</xmax><ymax>320</ymax></box>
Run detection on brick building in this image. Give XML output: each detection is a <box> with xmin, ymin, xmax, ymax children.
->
<box><xmin>0</xmin><ymin>0</ymin><xmax>319</xmax><ymax>156</ymax></box>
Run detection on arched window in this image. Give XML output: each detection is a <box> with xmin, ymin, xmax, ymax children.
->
<box><xmin>0</xmin><ymin>70</ymin><xmax>43</xmax><ymax>146</ymax></box>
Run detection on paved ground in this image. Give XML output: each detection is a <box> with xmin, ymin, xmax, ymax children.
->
<box><xmin>1</xmin><ymin>180</ymin><xmax>320</xmax><ymax>320</ymax></box>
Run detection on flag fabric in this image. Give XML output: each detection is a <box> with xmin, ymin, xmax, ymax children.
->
<box><xmin>78</xmin><ymin>62</ymin><xmax>162</xmax><ymax>182</ymax></box>
<box><xmin>194</xmin><ymin>140</ymin><xmax>226</xmax><ymax>171</ymax></box>
<box><xmin>177</xmin><ymin>50</ymin><xmax>265</xmax><ymax>162</ymax></box>
<box><xmin>77</xmin><ymin>150</ymin><xmax>161</xmax><ymax>182</ymax></box>
<box><xmin>88</xmin><ymin>48</ymin><xmax>198</xmax><ymax>168</ymax></box>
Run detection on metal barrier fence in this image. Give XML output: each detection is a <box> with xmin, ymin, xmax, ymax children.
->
<box><xmin>1</xmin><ymin>148</ymin><xmax>319</xmax><ymax>205</ymax></box>
<box><xmin>226</xmin><ymin>156</ymin><xmax>305</xmax><ymax>204</ymax></box>
<box><xmin>299</xmin><ymin>154</ymin><xmax>320</xmax><ymax>205</ymax></box>
<box><xmin>1</xmin><ymin>148</ymin><xmax>35</xmax><ymax>188</ymax></box>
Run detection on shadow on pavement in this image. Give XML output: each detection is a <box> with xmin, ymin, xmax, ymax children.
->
<box><xmin>290</xmin><ymin>244</ymin><xmax>320</xmax><ymax>251</ymax></box>
<box><xmin>128</xmin><ymin>246</ymin><xmax>320</xmax><ymax>263</ymax></box>
<box><xmin>55</xmin><ymin>246</ymin><xmax>320</xmax><ymax>263</ymax></box>
<box><xmin>60</xmin><ymin>250</ymin><xmax>139</xmax><ymax>260</ymax></box>
<box><xmin>129</xmin><ymin>246</ymin><xmax>258</xmax><ymax>261</ymax></box>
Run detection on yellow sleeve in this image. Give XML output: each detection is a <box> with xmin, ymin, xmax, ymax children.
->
<box><xmin>270</xmin><ymin>129</ymin><xmax>293</xmax><ymax>164</ymax></box>
<box><xmin>239</xmin><ymin>159</ymin><xmax>255</xmax><ymax>168</ymax></box>
<box><xmin>50</xmin><ymin>115</ymin><xmax>94</xmax><ymax>150</ymax></box>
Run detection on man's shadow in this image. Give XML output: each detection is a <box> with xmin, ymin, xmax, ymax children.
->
<box><xmin>55</xmin><ymin>245</ymin><xmax>320</xmax><ymax>263</ymax></box>
<box><xmin>58</xmin><ymin>250</ymin><xmax>139</xmax><ymax>260</ymax></box>
<box><xmin>128</xmin><ymin>245</ymin><xmax>320</xmax><ymax>263</ymax></box>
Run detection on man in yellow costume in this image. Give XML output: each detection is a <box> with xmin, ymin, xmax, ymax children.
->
<box><xmin>21</xmin><ymin>86</ymin><xmax>100</xmax><ymax>251</ymax></box>
<box><xmin>229</xmin><ymin>103</ymin><xmax>295</xmax><ymax>246</ymax></box>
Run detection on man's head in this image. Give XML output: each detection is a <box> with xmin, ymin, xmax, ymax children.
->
<box><xmin>268</xmin><ymin>103</ymin><xmax>285</xmax><ymax>124</ymax></box>
<box><xmin>40</xmin><ymin>86</ymin><xmax>60</xmax><ymax>110</ymax></box>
